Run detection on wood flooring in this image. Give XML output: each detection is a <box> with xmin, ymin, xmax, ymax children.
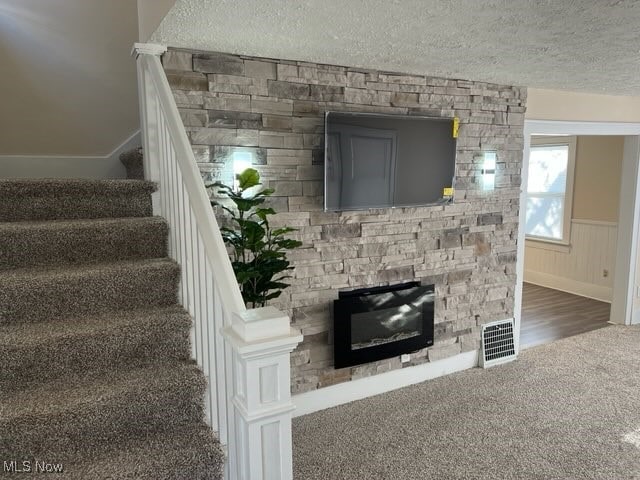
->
<box><xmin>520</xmin><ymin>282</ymin><xmax>611</xmax><ymax>349</ymax></box>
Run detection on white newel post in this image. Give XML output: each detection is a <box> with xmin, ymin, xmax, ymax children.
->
<box><xmin>223</xmin><ymin>307</ymin><xmax>303</xmax><ymax>480</ymax></box>
<box><xmin>132</xmin><ymin>43</ymin><xmax>167</xmax><ymax>215</ymax></box>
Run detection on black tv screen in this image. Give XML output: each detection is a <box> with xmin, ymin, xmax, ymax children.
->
<box><xmin>324</xmin><ymin>112</ymin><xmax>457</xmax><ymax>211</ymax></box>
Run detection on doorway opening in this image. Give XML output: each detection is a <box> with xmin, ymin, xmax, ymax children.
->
<box><xmin>515</xmin><ymin>121</ymin><xmax>640</xmax><ymax>352</ymax></box>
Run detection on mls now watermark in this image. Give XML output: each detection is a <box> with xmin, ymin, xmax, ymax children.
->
<box><xmin>4</xmin><ymin>460</ymin><xmax>64</xmax><ymax>474</ymax></box>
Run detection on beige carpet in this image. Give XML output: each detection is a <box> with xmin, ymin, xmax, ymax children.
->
<box><xmin>293</xmin><ymin>325</ymin><xmax>640</xmax><ymax>479</ymax></box>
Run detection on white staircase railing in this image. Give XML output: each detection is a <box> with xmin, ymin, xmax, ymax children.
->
<box><xmin>133</xmin><ymin>44</ymin><xmax>302</xmax><ymax>480</ymax></box>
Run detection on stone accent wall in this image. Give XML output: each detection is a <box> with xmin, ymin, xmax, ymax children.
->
<box><xmin>162</xmin><ymin>48</ymin><xmax>526</xmax><ymax>395</ymax></box>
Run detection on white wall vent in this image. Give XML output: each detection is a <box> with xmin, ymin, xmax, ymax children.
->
<box><xmin>480</xmin><ymin>318</ymin><xmax>516</xmax><ymax>368</ymax></box>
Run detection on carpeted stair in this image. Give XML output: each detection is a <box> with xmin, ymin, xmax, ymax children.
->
<box><xmin>120</xmin><ymin>148</ymin><xmax>145</xmax><ymax>180</ymax></box>
<box><xmin>0</xmin><ymin>178</ymin><xmax>224</xmax><ymax>479</ymax></box>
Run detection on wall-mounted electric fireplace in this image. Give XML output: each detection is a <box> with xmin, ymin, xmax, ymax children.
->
<box><xmin>333</xmin><ymin>282</ymin><xmax>435</xmax><ymax>369</ymax></box>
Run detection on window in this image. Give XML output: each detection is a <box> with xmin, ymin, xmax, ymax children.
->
<box><xmin>525</xmin><ymin>136</ymin><xmax>576</xmax><ymax>244</ymax></box>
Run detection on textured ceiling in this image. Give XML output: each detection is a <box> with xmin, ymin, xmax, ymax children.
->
<box><xmin>151</xmin><ymin>0</ymin><xmax>640</xmax><ymax>96</ymax></box>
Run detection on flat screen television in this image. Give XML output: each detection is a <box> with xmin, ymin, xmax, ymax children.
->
<box><xmin>324</xmin><ymin>112</ymin><xmax>457</xmax><ymax>211</ymax></box>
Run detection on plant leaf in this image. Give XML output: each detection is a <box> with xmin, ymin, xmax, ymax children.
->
<box><xmin>211</xmin><ymin>171</ymin><xmax>302</xmax><ymax>308</ymax></box>
<box><xmin>242</xmin><ymin>221</ymin><xmax>266</xmax><ymax>248</ymax></box>
<box><xmin>257</xmin><ymin>188</ymin><xmax>275</xmax><ymax>197</ymax></box>
<box><xmin>255</xmin><ymin>207</ymin><xmax>276</xmax><ymax>221</ymax></box>
<box><xmin>272</xmin><ymin>227</ymin><xmax>297</xmax><ymax>236</ymax></box>
<box><xmin>241</xmin><ymin>184</ymin><xmax>265</xmax><ymax>199</ymax></box>
<box><xmin>275</xmin><ymin>239</ymin><xmax>303</xmax><ymax>249</ymax></box>
<box><xmin>232</xmin><ymin>197</ymin><xmax>264</xmax><ymax>212</ymax></box>
<box><xmin>236</xmin><ymin>168</ymin><xmax>261</xmax><ymax>190</ymax></box>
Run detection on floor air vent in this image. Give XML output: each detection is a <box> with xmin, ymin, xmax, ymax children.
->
<box><xmin>480</xmin><ymin>319</ymin><xmax>516</xmax><ymax>368</ymax></box>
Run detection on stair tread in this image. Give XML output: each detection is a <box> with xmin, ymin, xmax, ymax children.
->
<box><xmin>0</xmin><ymin>305</ymin><xmax>190</xmax><ymax>347</ymax></box>
<box><xmin>2</xmin><ymin>361</ymin><xmax>204</xmax><ymax>417</ymax></box>
<box><xmin>0</xmin><ymin>257</ymin><xmax>178</xmax><ymax>280</ymax></box>
<box><xmin>0</xmin><ymin>258</ymin><xmax>180</xmax><ymax>325</ymax></box>
<box><xmin>120</xmin><ymin>148</ymin><xmax>144</xmax><ymax>181</ymax></box>
<box><xmin>66</xmin><ymin>423</ymin><xmax>224</xmax><ymax>480</ymax></box>
<box><xmin>0</xmin><ymin>217</ymin><xmax>169</xmax><ymax>270</ymax></box>
<box><xmin>1</xmin><ymin>175</ymin><xmax>222</xmax><ymax>479</ymax></box>
<box><xmin>0</xmin><ymin>304</ymin><xmax>192</xmax><ymax>392</ymax></box>
<box><xmin>0</xmin><ymin>178</ymin><xmax>156</xmax><ymax>197</ymax></box>
<box><xmin>0</xmin><ymin>215</ymin><xmax>166</xmax><ymax>231</ymax></box>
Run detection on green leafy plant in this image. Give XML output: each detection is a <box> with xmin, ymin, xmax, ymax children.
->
<box><xmin>208</xmin><ymin>168</ymin><xmax>302</xmax><ymax>308</ymax></box>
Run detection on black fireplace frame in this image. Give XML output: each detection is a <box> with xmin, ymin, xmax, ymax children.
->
<box><xmin>333</xmin><ymin>281</ymin><xmax>435</xmax><ymax>369</ymax></box>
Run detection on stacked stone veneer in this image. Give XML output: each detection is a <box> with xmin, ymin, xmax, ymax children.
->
<box><xmin>162</xmin><ymin>48</ymin><xmax>526</xmax><ymax>395</ymax></box>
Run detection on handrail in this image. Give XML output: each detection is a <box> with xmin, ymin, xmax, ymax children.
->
<box><xmin>141</xmin><ymin>53</ymin><xmax>246</xmax><ymax>314</ymax></box>
<box><xmin>134</xmin><ymin>44</ymin><xmax>301</xmax><ymax>480</ymax></box>
<box><xmin>133</xmin><ymin>44</ymin><xmax>247</xmax><ymax>479</ymax></box>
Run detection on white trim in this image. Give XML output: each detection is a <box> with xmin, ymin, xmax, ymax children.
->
<box><xmin>526</xmin><ymin>120</ymin><xmax>640</xmax><ymax>136</ymax></box>
<box><xmin>135</xmin><ymin>48</ymin><xmax>250</xmax><ymax>479</ymax></box>
<box><xmin>135</xmin><ymin>51</ymin><xmax>245</xmax><ymax>312</ymax></box>
<box><xmin>292</xmin><ymin>349</ymin><xmax>479</xmax><ymax>418</ymax></box>
<box><xmin>223</xmin><ymin>309</ymin><xmax>301</xmax><ymax>480</ymax></box>
<box><xmin>571</xmin><ymin>218</ymin><xmax>618</xmax><ymax>227</ymax></box>
<box><xmin>612</xmin><ymin>136</ymin><xmax>640</xmax><ymax>325</ymax></box>
<box><xmin>0</xmin><ymin>130</ymin><xmax>140</xmax><ymax>161</ymax></box>
<box><xmin>231</xmin><ymin>307</ymin><xmax>292</xmax><ymax>343</ymax></box>
<box><xmin>525</xmin><ymin>219</ymin><xmax>619</xmax><ymax>253</ymax></box>
<box><xmin>526</xmin><ymin>135</ymin><xmax>577</xmax><ymax>244</ymax></box>
<box><xmin>524</xmin><ymin>238</ymin><xmax>571</xmax><ymax>253</ymax></box>
<box><xmin>106</xmin><ymin>129</ymin><xmax>142</xmax><ymax>160</ymax></box>
<box><xmin>0</xmin><ymin>130</ymin><xmax>140</xmax><ymax>179</ymax></box>
<box><xmin>224</xmin><ymin>326</ymin><xmax>303</xmax><ymax>358</ymax></box>
<box><xmin>132</xmin><ymin>43</ymin><xmax>167</xmax><ymax>57</ymax></box>
<box><xmin>524</xmin><ymin>271</ymin><xmax>612</xmax><ymax>303</ymax></box>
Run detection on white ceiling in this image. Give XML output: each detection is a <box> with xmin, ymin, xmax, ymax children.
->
<box><xmin>151</xmin><ymin>0</ymin><xmax>640</xmax><ymax>96</ymax></box>
<box><xmin>0</xmin><ymin>0</ymin><xmax>139</xmax><ymax>156</ymax></box>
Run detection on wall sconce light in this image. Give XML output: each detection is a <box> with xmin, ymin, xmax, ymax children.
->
<box><xmin>481</xmin><ymin>151</ymin><xmax>496</xmax><ymax>191</ymax></box>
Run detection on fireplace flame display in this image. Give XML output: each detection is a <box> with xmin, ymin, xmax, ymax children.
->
<box><xmin>333</xmin><ymin>282</ymin><xmax>434</xmax><ymax>368</ymax></box>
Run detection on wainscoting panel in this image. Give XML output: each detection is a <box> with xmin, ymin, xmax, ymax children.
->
<box><xmin>524</xmin><ymin>220</ymin><xmax>618</xmax><ymax>302</ymax></box>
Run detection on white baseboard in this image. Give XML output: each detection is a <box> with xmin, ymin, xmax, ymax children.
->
<box><xmin>524</xmin><ymin>270</ymin><xmax>612</xmax><ymax>303</ymax></box>
<box><xmin>0</xmin><ymin>130</ymin><xmax>140</xmax><ymax>179</ymax></box>
<box><xmin>292</xmin><ymin>349</ymin><xmax>479</xmax><ymax>417</ymax></box>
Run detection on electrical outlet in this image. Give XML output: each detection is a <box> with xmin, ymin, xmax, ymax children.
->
<box><xmin>603</xmin><ymin>269</ymin><xmax>609</xmax><ymax>278</ymax></box>
<box><xmin>401</xmin><ymin>354</ymin><xmax>411</xmax><ymax>363</ymax></box>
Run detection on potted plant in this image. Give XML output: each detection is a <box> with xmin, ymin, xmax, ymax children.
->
<box><xmin>208</xmin><ymin>168</ymin><xmax>302</xmax><ymax>308</ymax></box>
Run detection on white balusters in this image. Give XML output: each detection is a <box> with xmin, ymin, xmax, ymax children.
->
<box><xmin>133</xmin><ymin>43</ymin><xmax>301</xmax><ymax>480</ymax></box>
